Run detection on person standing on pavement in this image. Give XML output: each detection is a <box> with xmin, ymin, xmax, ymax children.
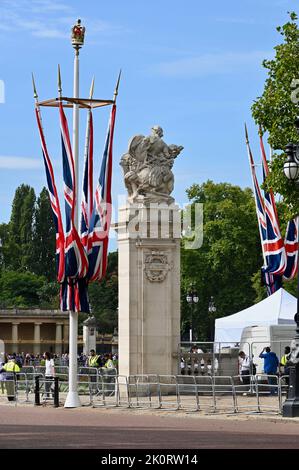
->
<box><xmin>88</xmin><ymin>349</ymin><xmax>101</xmax><ymax>393</ymax></box>
<box><xmin>280</xmin><ymin>346</ymin><xmax>291</xmax><ymax>386</ymax></box>
<box><xmin>259</xmin><ymin>346</ymin><xmax>279</xmax><ymax>395</ymax></box>
<box><xmin>0</xmin><ymin>355</ymin><xmax>20</xmax><ymax>401</ymax></box>
<box><xmin>44</xmin><ymin>352</ymin><xmax>55</xmax><ymax>399</ymax></box>
<box><xmin>0</xmin><ymin>353</ymin><xmax>7</xmax><ymax>394</ymax></box>
<box><xmin>238</xmin><ymin>351</ymin><xmax>251</xmax><ymax>394</ymax></box>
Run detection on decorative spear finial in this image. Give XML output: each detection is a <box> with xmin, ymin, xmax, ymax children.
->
<box><xmin>113</xmin><ymin>69</ymin><xmax>122</xmax><ymax>102</ymax></box>
<box><xmin>258</xmin><ymin>124</ymin><xmax>263</xmax><ymax>137</ymax></box>
<box><xmin>32</xmin><ymin>73</ymin><xmax>38</xmax><ymax>100</ymax></box>
<box><xmin>89</xmin><ymin>76</ymin><xmax>95</xmax><ymax>100</ymax></box>
<box><xmin>71</xmin><ymin>18</ymin><xmax>85</xmax><ymax>49</ymax></box>
<box><xmin>58</xmin><ymin>64</ymin><xmax>62</xmax><ymax>97</ymax></box>
<box><xmin>244</xmin><ymin>123</ymin><xmax>249</xmax><ymax>144</ymax></box>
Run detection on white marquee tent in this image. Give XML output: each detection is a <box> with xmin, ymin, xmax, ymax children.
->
<box><xmin>214</xmin><ymin>288</ymin><xmax>297</xmax><ymax>344</ymax></box>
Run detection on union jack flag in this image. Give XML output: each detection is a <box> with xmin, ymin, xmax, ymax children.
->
<box><xmin>60</xmin><ymin>278</ymin><xmax>90</xmax><ymax>313</ymax></box>
<box><xmin>87</xmin><ymin>104</ymin><xmax>116</xmax><ymax>281</ymax></box>
<box><xmin>59</xmin><ymin>100</ymin><xmax>88</xmax><ymax>279</ymax></box>
<box><xmin>246</xmin><ymin>125</ymin><xmax>282</xmax><ymax>295</ymax></box>
<box><xmin>80</xmin><ymin>110</ymin><xmax>94</xmax><ymax>249</ymax></box>
<box><xmin>260</xmin><ymin>133</ymin><xmax>287</xmax><ymax>277</ymax></box>
<box><xmin>35</xmin><ymin>105</ymin><xmax>65</xmax><ymax>283</ymax></box>
<box><xmin>283</xmin><ymin>217</ymin><xmax>299</xmax><ymax>280</ymax></box>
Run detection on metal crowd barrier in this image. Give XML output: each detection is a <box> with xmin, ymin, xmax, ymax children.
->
<box><xmin>0</xmin><ymin>369</ymin><xmax>291</xmax><ymax>415</ymax></box>
<box><xmin>255</xmin><ymin>374</ymin><xmax>280</xmax><ymax>413</ymax></box>
<box><xmin>212</xmin><ymin>376</ymin><xmax>235</xmax><ymax>413</ymax></box>
<box><xmin>176</xmin><ymin>375</ymin><xmax>198</xmax><ymax>412</ymax></box>
<box><xmin>127</xmin><ymin>375</ymin><xmax>160</xmax><ymax>409</ymax></box>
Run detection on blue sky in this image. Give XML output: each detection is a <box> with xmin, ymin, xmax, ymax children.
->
<box><xmin>0</xmin><ymin>0</ymin><xmax>297</xmax><ymax>247</ymax></box>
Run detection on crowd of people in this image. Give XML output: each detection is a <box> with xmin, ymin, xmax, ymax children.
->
<box><xmin>0</xmin><ymin>351</ymin><xmax>118</xmax><ymax>368</ymax></box>
<box><xmin>0</xmin><ymin>349</ymin><xmax>119</xmax><ymax>402</ymax></box>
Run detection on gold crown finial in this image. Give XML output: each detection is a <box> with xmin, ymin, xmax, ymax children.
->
<box><xmin>71</xmin><ymin>19</ymin><xmax>85</xmax><ymax>48</ymax></box>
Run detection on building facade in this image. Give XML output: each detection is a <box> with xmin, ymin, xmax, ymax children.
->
<box><xmin>0</xmin><ymin>308</ymin><xmax>118</xmax><ymax>355</ymax></box>
<box><xmin>0</xmin><ymin>308</ymin><xmax>69</xmax><ymax>355</ymax></box>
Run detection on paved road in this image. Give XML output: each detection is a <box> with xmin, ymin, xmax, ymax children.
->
<box><xmin>1</xmin><ymin>406</ymin><xmax>299</xmax><ymax>449</ymax></box>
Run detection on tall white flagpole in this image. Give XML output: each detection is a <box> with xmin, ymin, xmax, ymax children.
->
<box><xmin>64</xmin><ymin>19</ymin><xmax>85</xmax><ymax>408</ymax></box>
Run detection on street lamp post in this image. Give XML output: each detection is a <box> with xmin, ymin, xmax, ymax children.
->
<box><xmin>208</xmin><ymin>296</ymin><xmax>217</xmax><ymax>341</ymax></box>
<box><xmin>282</xmin><ymin>117</ymin><xmax>299</xmax><ymax>417</ymax></box>
<box><xmin>186</xmin><ymin>286</ymin><xmax>199</xmax><ymax>343</ymax></box>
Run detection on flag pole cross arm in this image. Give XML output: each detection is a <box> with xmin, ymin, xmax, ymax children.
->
<box><xmin>37</xmin><ymin>97</ymin><xmax>114</xmax><ymax>109</ymax></box>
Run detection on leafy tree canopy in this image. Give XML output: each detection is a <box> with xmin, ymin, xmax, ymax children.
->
<box><xmin>252</xmin><ymin>11</ymin><xmax>299</xmax><ymax>217</ymax></box>
<box><xmin>181</xmin><ymin>181</ymin><xmax>262</xmax><ymax>341</ymax></box>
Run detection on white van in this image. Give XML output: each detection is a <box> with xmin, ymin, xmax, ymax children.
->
<box><xmin>239</xmin><ymin>325</ymin><xmax>296</xmax><ymax>374</ymax></box>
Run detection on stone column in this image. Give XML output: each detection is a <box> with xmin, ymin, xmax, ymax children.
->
<box><xmin>34</xmin><ymin>322</ymin><xmax>42</xmax><ymax>356</ymax></box>
<box><xmin>83</xmin><ymin>317</ymin><xmax>97</xmax><ymax>355</ymax></box>
<box><xmin>55</xmin><ymin>323</ymin><xmax>63</xmax><ymax>356</ymax></box>
<box><xmin>117</xmin><ymin>203</ymin><xmax>181</xmax><ymax>377</ymax></box>
<box><xmin>63</xmin><ymin>322</ymin><xmax>69</xmax><ymax>354</ymax></box>
<box><xmin>11</xmin><ymin>322</ymin><xmax>19</xmax><ymax>353</ymax></box>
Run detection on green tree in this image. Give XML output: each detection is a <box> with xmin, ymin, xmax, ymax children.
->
<box><xmin>251</xmin><ymin>11</ymin><xmax>299</xmax><ymax>217</ymax></box>
<box><xmin>88</xmin><ymin>251</ymin><xmax>118</xmax><ymax>333</ymax></box>
<box><xmin>5</xmin><ymin>184</ymin><xmax>36</xmax><ymax>271</ymax></box>
<box><xmin>181</xmin><ymin>181</ymin><xmax>262</xmax><ymax>341</ymax></box>
<box><xmin>0</xmin><ymin>270</ymin><xmax>46</xmax><ymax>308</ymax></box>
<box><xmin>32</xmin><ymin>187</ymin><xmax>56</xmax><ymax>281</ymax></box>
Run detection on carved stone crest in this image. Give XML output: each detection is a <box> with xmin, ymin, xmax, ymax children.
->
<box><xmin>144</xmin><ymin>251</ymin><xmax>171</xmax><ymax>282</ymax></box>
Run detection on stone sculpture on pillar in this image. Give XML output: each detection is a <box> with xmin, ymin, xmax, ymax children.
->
<box><xmin>120</xmin><ymin>125</ymin><xmax>183</xmax><ymax>204</ymax></box>
<box><xmin>117</xmin><ymin>125</ymin><xmax>183</xmax><ymax>377</ymax></box>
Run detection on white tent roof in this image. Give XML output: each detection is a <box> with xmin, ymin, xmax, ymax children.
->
<box><xmin>214</xmin><ymin>288</ymin><xmax>297</xmax><ymax>344</ymax></box>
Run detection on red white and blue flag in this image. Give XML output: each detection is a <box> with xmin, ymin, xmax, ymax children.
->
<box><xmin>260</xmin><ymin>133</ymin><xmax>287</xmax><ymax>277</ymax></box>
<box><xmin>87</xmin><ymin>104</ymin><xmax>116</xmax><ymax>281</ymax></box>
<box><xmin>59</xmin><ymin>100</ymin><xmax>88</xmax><ymax>280</ymax></box>
<box><xmin>35</xmin><ymin>105</ymin><xmax>65</xmax><ymax>283</ymax></box>
<box><xmin>283</xmin><ymin>217</ymin><xmax>299</xmax><ymax>280</ymax></box>
<box><xmin>246</xmin><ymin>126</ymin><xmax>282</xmax><ymax>295</ymax></box>
<box><xmin>80</xmin><ymin>110</ymin><xmax>94</xmax><ymax>249</ymax></box>
<box><xmin>36</xmin><ymin>93</ymin><xmax>116</xmax><ymax>313</ymax></box>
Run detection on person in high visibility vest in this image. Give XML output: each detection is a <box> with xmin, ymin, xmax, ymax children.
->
<box><xmin>280</xmin><ymin>346</ymin><xmax>291</xmax><ymax>386</ymax></box>
<box><xmin>104</xmin><ymin>354</ymin><xmax>115</xmax><ymax>369</ymax></box>
<box><xmin>0</xmin><ymin>356</ymin><xmax>20</xmax><ymax>401</ymax></box>
<box><xmin>88</xmin><ymin>349</ymin><xmax>101</xmax><ymax>368</ymax></box>
<box><xmin>87</xmin><ymin>350</ymin><xmax>101</xmax><ymax>393</ymax></box>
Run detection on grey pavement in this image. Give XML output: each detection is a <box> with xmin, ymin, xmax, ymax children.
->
<box><xmin>1</xmin><ymin>405</ymin><xmax>299</xmax><ymax>449</ymax></box>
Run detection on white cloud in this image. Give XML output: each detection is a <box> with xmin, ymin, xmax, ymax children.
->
<box><xmin>0</xmin><ymin>0</ymin><xmax>128</xmax><ymax>39</ymax></box>
<box><xmin>0</xmin><ymin>156</ymin><xmax>43</xmax><ymax>170</ymax></box>
<box><xmin>148</xmin><ymin>50</ymin><xmax>272</xmax><ymax>78</ymax></box>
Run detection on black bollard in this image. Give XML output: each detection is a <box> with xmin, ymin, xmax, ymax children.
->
<box><xmin>53</xmin><ymin>377</ymin><xmax>59</xmax><ymax>408</ymax></box>
<box><xmin>34</xmin><ymin>376</ymin><xmax>40</xmax><ymax>406</ymax></box>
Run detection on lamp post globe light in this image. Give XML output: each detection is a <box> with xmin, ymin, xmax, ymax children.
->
<box><xmin>186</xmin><ymin>286</ymin><xmax>199</xmax><ymax>343</ymax></box>
<box><xmin>208</xmin><ymin>296</ymin><xmax>216</xmax><ymax>341</ymax></box>
<box><xmin>282</xmin><ymin>118</ymin><xmax>299</xmax><ymax>417</ymax></box>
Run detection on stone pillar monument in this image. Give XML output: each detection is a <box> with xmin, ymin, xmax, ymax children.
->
<box><xmin>83</xmin><ymin>316</ymin><xmax>97</xmax><ymax>355</ymax></box>
<box><xmin>117</xmin><ymin>126</ymin><xmax>183</xmax><ymax>377</ymax></box>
